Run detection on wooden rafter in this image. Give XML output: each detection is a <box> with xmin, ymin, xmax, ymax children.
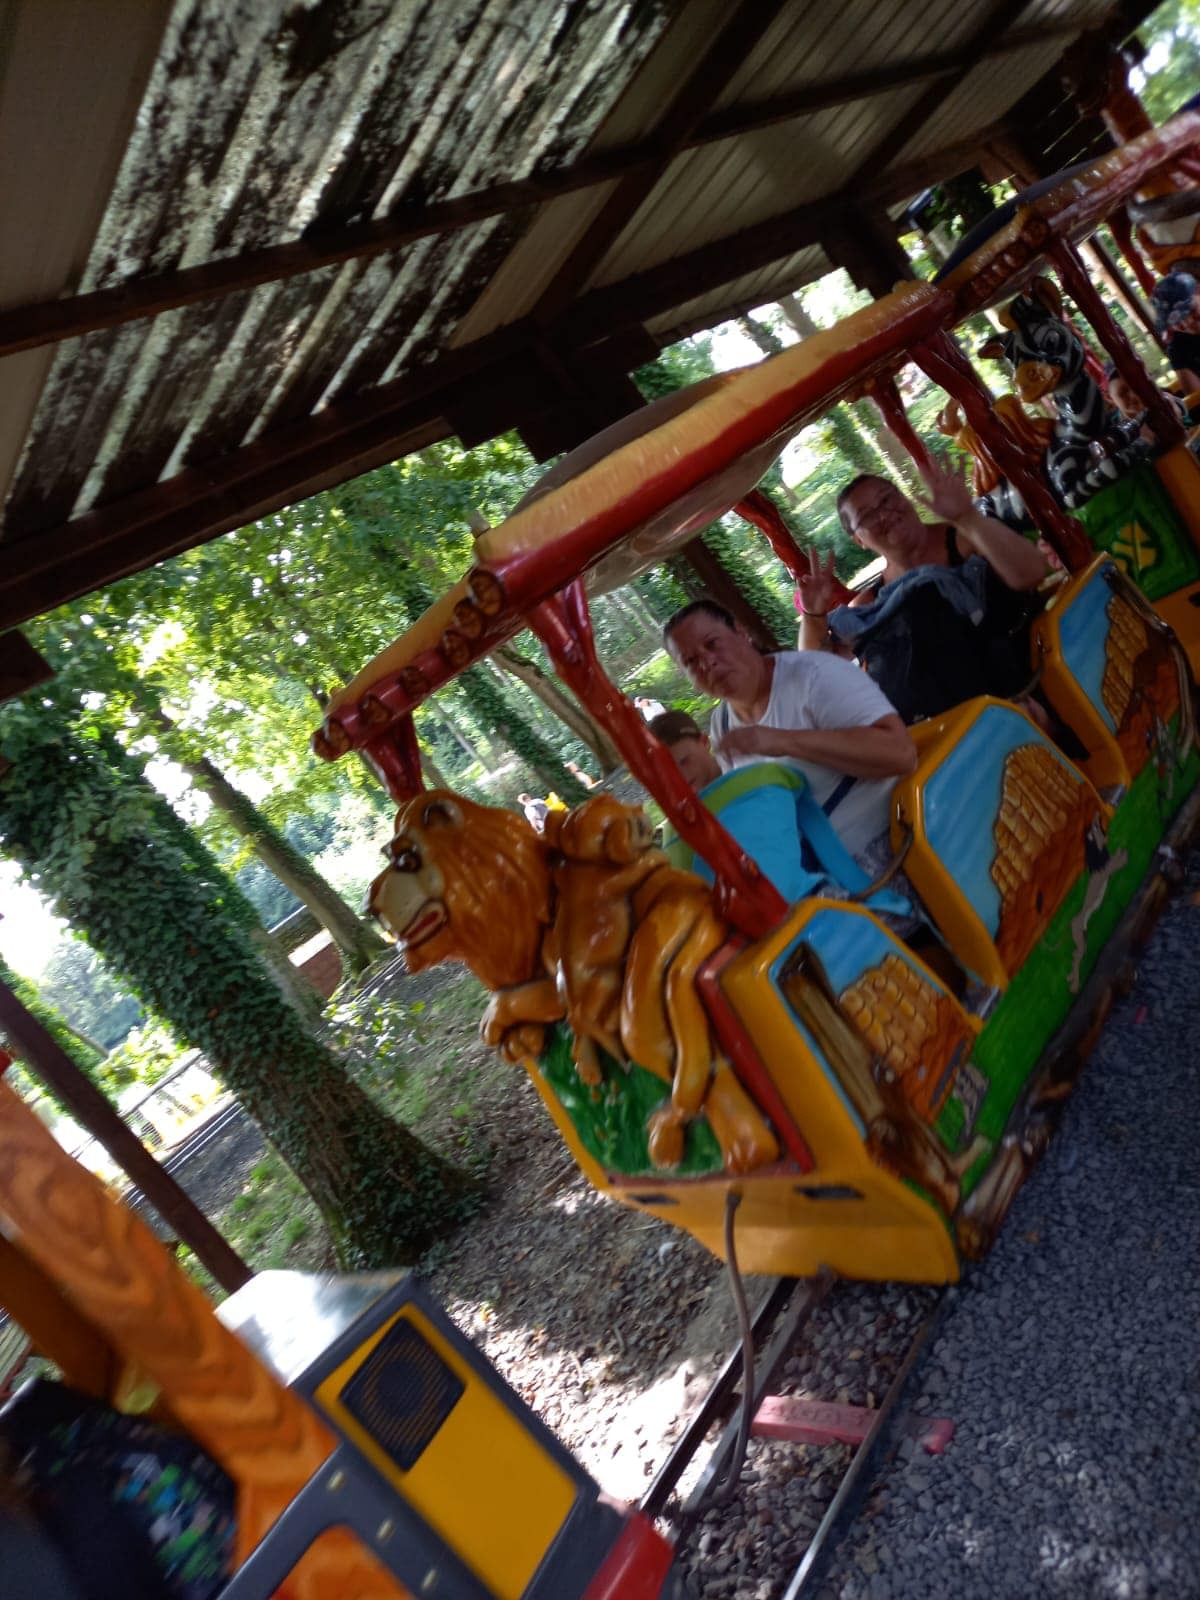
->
<box><xmin>560</xmin><ymin>120</ymin><xmax>1010</xmax><ymax>344</ymax></box>
<box><xmin>529</xmin><ymin>0</ymin><xmax>795</xmax><ymax>320</ymax></box>
<box><xmin>845</xmin><ymin>0</ymin><xmax>1037</xmax><ymax>197</ymax></box>
<box><xmin>0</xmin><ymin>17</ymin><xmax>1109</xmax><ymax>363</ymax></box>
<box><xmin>0</xmin><ymin>107</ymin><xmax>1038</xmax><ymax>635</ymax></box>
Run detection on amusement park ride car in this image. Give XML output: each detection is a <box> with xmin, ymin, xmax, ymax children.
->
<box><xmin>4</xmin><ymin>47</ymin><xmax>1200</xmax><ymax>1600</ymax></box>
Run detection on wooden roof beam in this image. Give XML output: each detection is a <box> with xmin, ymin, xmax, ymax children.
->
<box><xmin>696</xmin><ymin>17</ymin><xmax>1084</xmax><ymax>141</ymax></box>
<box><xmin>0</xmin><ymin>17</ymin><xmax>1099</xmax><ymax>362</ymax></box>
<box><xmin>561</xmin><ymin>122</ymin><xmax>1008</xmax><ymax>344</ymax></box>
<box><xmin>844</xmin><ymin>0</ymin><xmax>1038</xmax><ymax>202</ymax></box>
<box><xmin>529</xmin><ymin>0</ymin><xmax>796</xmax><ymax>320</ymax></box>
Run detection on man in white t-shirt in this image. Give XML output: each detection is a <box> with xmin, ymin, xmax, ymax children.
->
<box><xmin>663</xmin><ymin>598</ymin><xmax>917</xmax><ymax>872</ymax></box>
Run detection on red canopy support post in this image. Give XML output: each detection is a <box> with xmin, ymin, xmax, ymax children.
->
<box><xmin>0</xmin><ymin>981</ymin><xmax>252</xmax><ymax>1295</ymax></box>
<box><xmin>912</xmin><ymin>329</ymin><xmax>1095</xmax><ymax>572</ymax></box>
<box><xmin>363</xmin><ymin>714</ymin><xmax>425</xmax><ymax>802</ymax></box>
<box><xmin>863</xmin><ymin>377</ymin><xmax>938</xmax><ymax>477</ymax></box>
<box><xmin>1048</xmin><ymin>236</ymin><xmax>1187</xmax><ymax>453</ymax></box>
<box><xmin>734</xmin><ymin>489</ymin><xmax>812</xmax><ymax>581</ymax></box>
<box><xmin>529</xmin><ymin>581</ymin><xmax>788</xmax><ymax>942</ymax></box>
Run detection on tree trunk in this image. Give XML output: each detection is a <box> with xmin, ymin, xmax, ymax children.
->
<box><xmin>181</xmin><ymin>747</ymin><xmax>387</xmax><ymax>975</ymax></box>
<box><xmin>0</xmin><ymin>723</ymin><xmax>481</xmax><ymax>1269</ymax></box>
<box><xmin>494</xmin><ymin>645</ymin><xmax>621</xmax><ymax>773</ymax></box>
<box><xmin>145</xmin><ymin>705</ymin><xmax>387</xmax><ymax>978</ymax></box>
<box><xmin>96</xmin><ymin>728</ymin><xmax>323</xmax><ymax>1022</ymax></box>
<box><xmin>417</xmin><ymin>741</ymin><xmax>451</xmax><ymax>790</ymax></box>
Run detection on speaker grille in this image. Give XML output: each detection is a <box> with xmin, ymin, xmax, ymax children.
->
<box><xmin>339</xmin><ymin>1319</ymin><xmax>465</xmax><ymax>1471</ymax></box>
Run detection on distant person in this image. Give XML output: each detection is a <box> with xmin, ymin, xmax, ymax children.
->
<box><xmin>797</xmin><ymin>458</ymin><xmax>1047</xmax><ymax>725</ymax></box>
<box><xmin>564</xmin><ymin>760</ymin><xmax>598</xmax><ymax>789</ymax></box>
<box><xmin>1151</xmin><ymin>271</ymin><xmax>1200</xmax><ymax>392</ymax></box>
<box><xmin>518</xmin><ymin>792</ymin><xmax>549</xmax><ymax>830</ymax></box>
<box><xmin>633</xmin><ymin>694</ymin><xmax>667</xmax><ymax>722</ymax></box>
<box><xmin>662</xmin><ymin>598</ymin><xmax>916</xmax><ymax>883</ymax></box>
<box><xmin>1104</xmin><ymin>359</ymin><xmax>1188</xmax><ymax>436</ymax></box>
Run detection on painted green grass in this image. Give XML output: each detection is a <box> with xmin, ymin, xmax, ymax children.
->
<box><xmin>537</xmin><ymin>1025</ymin><xmax>723</xmax><ymax>1177</ymax></box>
<box><xmin>961</xmin><ymin>740</ymin><xmax>1199</xmax><ymax>1193</ymax></box>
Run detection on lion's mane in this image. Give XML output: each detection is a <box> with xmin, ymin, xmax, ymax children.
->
<box><xmin>390</xmin><ymin>790</ymin><xmax>554</xmax><ymax>991</ymax></box>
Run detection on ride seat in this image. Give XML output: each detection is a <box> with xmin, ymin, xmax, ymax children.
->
<box><xmin>664</xmin><ymin>763</ymin><xmax>909</xmax><ymax>919</ymax></box>
<box><xmin>890</xmin><ymin>696</ymin><xmax>1105</xmax><ymax>995</ymax></box>
<box><xmin>1033</xmin><ymin>556</ymin><xmax>1194</xmax><ymax>800</ymax></box>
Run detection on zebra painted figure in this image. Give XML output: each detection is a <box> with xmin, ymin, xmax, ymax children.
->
<box><xmin>979</xmin><ymin>276</ymin><xmax>1151</xmax><ymax>513</ymax></box>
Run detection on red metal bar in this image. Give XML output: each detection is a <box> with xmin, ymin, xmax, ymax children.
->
<box><xmin>696</xmin><ymin>940</ymin><xmax>814</xmax><ymax>1172</ymax></box>
<box><xmin>734</xmin><ymin>489</ymin><xmax>812</xmax><ymax>579</ymax></box>
<box><xmin>581</xmin><ymin>1510</ymin><xmax>678</xmax><ymax>1600</ymax></box>
<box><xmin>866</xmin><ymin>376</ymin><xmax>938</xmax><ymax>475</ymax></box>
<box><xmin>529</xmin><ymin>582</ymin><xmax>788</xmax><ymax>941</ymax></box>
<box><xmin>1049</xmin><ymin>236</ymin><xmax>1187</xmax><ymax>453</ymax></box>
<box><xmin>363</xmin><ymin>716</ymin><xmax>425</xmax><ymax>802</ymax></box>
<box><xmin>912</xmin><ymin>330</ymin><xmax>1095</xmax><ymax>572</ymax></box>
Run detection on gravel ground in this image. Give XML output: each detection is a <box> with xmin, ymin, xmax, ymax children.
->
<box><xmin>814</xmin><ymin>860</ymin><xmax>1200</xmax><ymax>1600</ymax></box>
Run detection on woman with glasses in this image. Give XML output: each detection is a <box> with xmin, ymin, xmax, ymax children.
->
<box><xmin>796</xmin><ymin>458</ymin><xmax>1049</xmax><ymax>724</ymax></box>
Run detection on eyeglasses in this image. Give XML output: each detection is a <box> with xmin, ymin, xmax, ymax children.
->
<box><xmin>842</xmin><ymin>488</ymin><xmax>903</xmax><ymax>534</ymax></box>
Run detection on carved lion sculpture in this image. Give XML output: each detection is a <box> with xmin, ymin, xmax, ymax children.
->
<box><xmin>368</xmin><ymin>790</ymin><xmax>779</xmax><ymax>1175</ymax></box>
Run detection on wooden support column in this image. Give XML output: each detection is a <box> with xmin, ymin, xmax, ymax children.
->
<box><xmin>0</xmin><ymin>980</ymin><xmax>252</xmax><ymax>1294</ymax></box>
<box><xmin>824</xmin><ymin>210</ymin><xmax>916</xmax><ymax>300</ymax></box>
<box><xmin>0</xmin><ymin>632</ymin><xmax>53</xmax><ymax>705</ymax></box>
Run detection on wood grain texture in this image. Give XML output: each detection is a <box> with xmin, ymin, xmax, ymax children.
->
<box><xmin>0</xmin><ymin>1081</ymin><xmax>408</xmax><ymax>1595</ymax></box>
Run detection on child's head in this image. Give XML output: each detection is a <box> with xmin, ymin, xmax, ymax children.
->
<box><xmin>647</xmin><ymin>710</ymin><xmax>721</xmax><ymax>790</ymax></box>
<box><xmin>1104</xmin><ymin>361</ymin><xmax>1143</xmax><ymax>420</ymax></box>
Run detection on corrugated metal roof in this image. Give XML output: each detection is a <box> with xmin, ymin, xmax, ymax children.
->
<box><xmin>0</xmin><ymin>0</ymin><xmax>1147</xmax><ymax>634</ymax></box>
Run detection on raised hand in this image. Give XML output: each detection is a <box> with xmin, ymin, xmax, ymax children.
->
<box><xmin>911</xmin><ymin>454</ymin><xmax>975</xmax><ymax>526</ymax></box>
<box><xmin>795</xmin><ymin>547</ymin><xmax>851</xmax><ymax>615</ymax></box>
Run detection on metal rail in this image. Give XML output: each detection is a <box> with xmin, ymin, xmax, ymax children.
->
<box><xmin>782</xmin><ymin>1288</ymin><xmax>954</xmax><ymax>1600</ymax></box>
<box><xmin>638</xmin><ymin>1271</ymin><xmax>953</xmax><ymax>1596</ymax></box>
<box><xmin>682</xmin><ymin>1269</ymin><xmax>833</xmax><ymax>1517</ymax></box>
<box><xmin>639</xmin><ymin>1275</ymin><xmax>797</xmax><ymax>1519</ymax></box>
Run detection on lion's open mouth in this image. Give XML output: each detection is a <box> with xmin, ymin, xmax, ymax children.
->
<box><xmin>397</xmin><ymin>900</ymin><xmax>448</xmax><ymax>947</ymax></box>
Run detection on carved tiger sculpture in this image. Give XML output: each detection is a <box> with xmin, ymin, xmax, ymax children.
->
<box><xmin>368</xmin><ymin>791</ymin><xmax>779</xmax><ymax>1175</ymax></box>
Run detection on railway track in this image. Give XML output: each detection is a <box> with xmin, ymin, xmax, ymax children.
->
<box><xmin>642</xmin><ymin>1268</ymin><xmax>951</xmax><ymax>1598</ymax></box>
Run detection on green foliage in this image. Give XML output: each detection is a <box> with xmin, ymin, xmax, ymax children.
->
<box><xmin>1136</xmin><ymin>0</ymin><xmax>1200</xmax><ymax>122</ymax></box>
<box><xmin>918</xmin><ymin>170</ymin><xmax>1008</xmax><ymax>240</ymax></box>
<box><xmin>0</xmin><ymin>701</ymin><xmax>479</xmax><ymax>1268</ymax></box>
<box><xmin>39</xmin><ymin>939</ymin><xmax>143</xmax><ymax>1052</ymax></box>
<box><xmin>102</xmin><ymin>1020</ymin><xmax>184</xmax><ymax>1091</ymax></box>
<box><xmin>0</xmin><ymin>953</ymin><xmax>106</xmax><ymax>1116</ymax></box>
